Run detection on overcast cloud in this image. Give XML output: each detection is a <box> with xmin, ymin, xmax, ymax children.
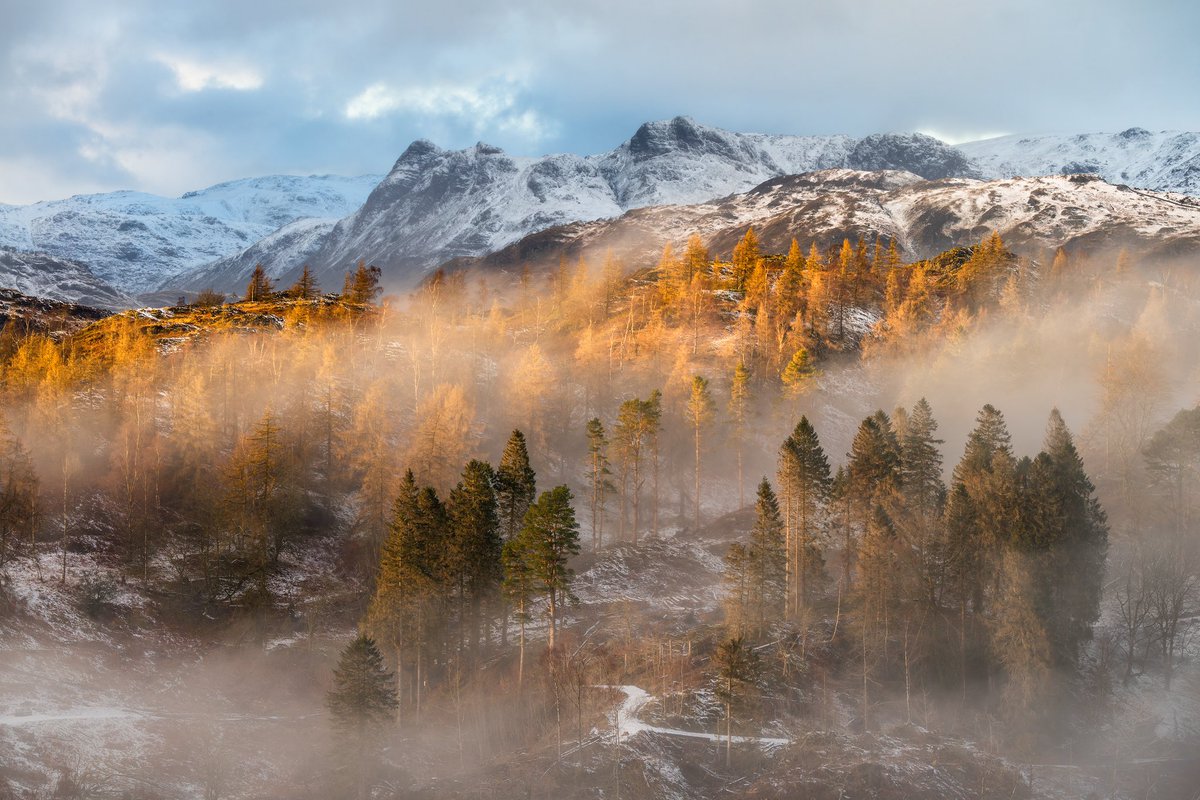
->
<box><xmin>0</xmin><ymin>0</ymin><xmax>1196</xmax><ymax>203</ymax></box>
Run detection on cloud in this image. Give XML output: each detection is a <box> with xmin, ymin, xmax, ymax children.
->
<box><xmin>0</xmin><ymin>0</ymin><xmax>1198</xmax><ymax>203</ymax></box>
<box><xmin>343</xmin><ymin>75</ymin><xmax>556</xmax><ymax>142</ymax></box>
<box><xmin>916</xmin><ymin>128</ymin><xmax>1012</xmax><ymax>146</ymax></box>
<box><xmin>156</xmin><ymin>55</ymin><xmax>264</xmax><ymax>92</ymax></box>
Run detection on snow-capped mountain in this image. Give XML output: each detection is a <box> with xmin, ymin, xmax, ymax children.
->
<box><xmin>223</xmin><ymin>117</ymin><xmax>977</xmax><ymax>293</ymax></box>
<box><xmin>450</xmin><ymin>170</ymin><xmax>1200</xmax><ymax>277</ymax></box>
<box><xmin>959</xmin><ymin>128</ymin><xmax>1200</xmax><ymax>194</ymax></box>
<box><xmin>11</xmin><ymin>117</ymin><xmax>1200</xmax><ymax>306</ymax></box>
<box><xmin>0</xmin><ymin>248</ymin><xmax>132</xmax><ymax>308</ymax></box>
<box><xmin>0</xmin><ymin>174</ymin><xmax>380</xmax><ymax>294</ymax></box>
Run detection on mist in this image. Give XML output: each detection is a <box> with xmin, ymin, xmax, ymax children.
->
<box><xmin>1</xmin><ymin>234</ymin><xmax>1198</xmax><ymax>798</ymax></box>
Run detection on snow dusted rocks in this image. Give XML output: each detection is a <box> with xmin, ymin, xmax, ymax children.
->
<box><xmin>0</xmin><ymin>174</ymin><xmax>380</xmax><ymax>295</ymax></box>
<box><xmin>0</xmin><ymin>249</ymin><xmax>131</xmax><ymax>309</ymax></box>
<box><xmin>960</xmin><ymin>129</ymin><xmax>1200</xmax><ymax>194</ymax></box>
<box><xmin>9</xmin><ymin>118</ymin><xmax>1200</xmax><ymax>304</ymax></box>
<box><xmin>454</xmin><ymin>170</ymin><xmax>1200</xmax><ymax>277</ymax></box>
<box><xmin>282</xmin><ymin>118</ymin><xmax>981</xmax><ymax>292</ymax></box>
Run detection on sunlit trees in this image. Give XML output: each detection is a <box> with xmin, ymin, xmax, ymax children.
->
<box><xmin>223</xmin><ymin>411</ymin><xmax>300</xmax><ymax>593</ymax></box>
<box><xmin>406</xmin><ymin>384</ymin><xmax>476</xmax><ymax>492</ymax></box>
<box><xmin>289</xmin><ymin>265</ymin><xmax>320</xmax><ymax>300</ymax></box>
<box><xmin>612</xmin><ymin>395</ymin><xmax>660</xmax><ymax>544</ymax></box>
<box><xmin>685</xmin><ymin>375</ymin><xmax>715</xmax><ymax>528</ymax></box>
<box><xmin>343</xmin><ymin>262</ymin><xmax>383</xmax><ymax>305</ymax></box>
<box><xmin>244</xmin><ymin>265</ymin><xmax>274</xmax><ymax>302</ymax></box>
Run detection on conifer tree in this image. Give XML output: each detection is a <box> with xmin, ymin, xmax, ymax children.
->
<box><xmin>501</xmin><ymin>531</ymin><xmax>536</xmax><ymax>687</ymax></box>
<box><xmin>748</xmin><ymin>478</ymin><xmax>786</xmax><ymax>633</ymax></box>
<box><xmin>777</xmin><ymin>416</ymin><xmax>831</xmax><ymax>616</ymax></box>
<box><xmin>0</xmin><ymin>416</ymin><xmax>38</xmax><ymax>568</ymax></box>
<box><xmin>244</xmin><ymin>264</ymin><xmax>274</xmax><ymax>302</ymax></box>
<box><xmin>723</xmin><ymin>539</ymin><xmax>754</xmax><ymax>636</ymax></box>
<box><xmin>512</xmin><ymin>486</ymin><xmax>580</xmax><ymax>650</ymax></box>
<box><xmin>776</xmin><ymin>239</ymin><xmax>807</xmax><ymax>324</ymax></box>
<box><xmin>1023</xmin><ymin>410</ymin><xmax>1108</xmax><ymax>665</ymax></box>
<box><xmin>495</xmin><ymin>430</ymin><xmax>536</xmax><ymax>542</ymax></box>
<box><xmin>901</xmin><ymin>398</ymin><xmax>945</xmax><ymax>516</ymax></box>
<box><xmin>613</xmin><ymin>396</ymin><xmax>659</xmax><ymax>543</ymax></box>
<box><xmin>584</xmin><ymin>418</ymin><xmax>612</xmax><ymax>551</ymax></box>
<box><xmin>343</xmin><ymin>261</ymin><xmax>383</xmax><ymax>305</ymax></box>
<box><xmin>728</xmin><ymin>362</ymin><xmax>751</xmax><ymax>509</ymax></box>
<box><xmin>289</xmin><ymin>265</ymin><xmax>320</xmax><ymax>300</ymax></box>
<box><xmin>448</xmin><ymin>459</ymin><xmax>502</xmax><ymax>655</ymax></box>
<box><xmin>781</xmin><ymin>348</ymin><xmax>818</xmax><ymax>403</ymax></box>
<box><xmin>326</xmin><ymin>634</ymin><xmax>399</xmax><ymax>800</ymax></box>
<box><xmin>686</xmin><ymin>375</ymin><xmax>715</xmax><ymax>528</ymax></box>
<box><xmin>713</xmin><ymin>636</ymin><xmax>760</xmax><ymax>767</ymax></box>
<box><xmin>731</xmin><ymin>227</ymin><xmax>760</xmax><ymax>291</ymax></box>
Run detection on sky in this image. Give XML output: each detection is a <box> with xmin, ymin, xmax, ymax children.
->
<box><xmin>1</xmin><ymin>0</ymin><xmax>1197</xmax><ymax>204</ymax></box>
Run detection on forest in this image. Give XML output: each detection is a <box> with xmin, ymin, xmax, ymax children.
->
<box><xmin>0</xmin><ymin>230</ymin><xmax>1198</xmax><ymax>799</ymax></box>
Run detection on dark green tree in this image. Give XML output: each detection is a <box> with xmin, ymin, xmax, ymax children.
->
<box><xmin>584</xmin><ymin>418</ymin><xmax>612</xmax><ymax>552</ymax></box>
<box><xmin>747</xmin><ymin>478</ymin><xmax>786</xmax><ymax>634</ymax></box>
<box><xmin>0</xmin><ymin>417</ymin><xmax>38</xmax><ymax>568</ymax></box>
<box><xmin>901</xmin><ymin>398</ymin><xmax>945</xmax><ymax>516</ymax></box>
<box><xmin>777</xmin><ymin>416</ymin><xmax>830</xmax><ymax>616</ymax></box>
<box><xmin>326</xmin><ymin>634</ymin><xmax>399</xmax><ymax>800</ymax></box>
<box><xmin>495</xmin><ymin>430</ymin><xmax>537</xmax><ymax>542</ymax></box>
<box><xmin>448</xmin><ymin>459</ymin><xmax>501</xmax><ymax>656</ymax></box>
<box><xmin>514</xmin><ymin>485</ymin><xmax>580</xmax><ymax>651</ymax></box>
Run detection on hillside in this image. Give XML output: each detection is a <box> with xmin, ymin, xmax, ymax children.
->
<box><xmin>446</xmin><ymin>170</ymin><xmax>1200</xmax><ymax>278</ymax></box>
<box><xmin>0</xmin><ymin>174</ymin><xmax>380</xmax><ymax>294</ymax></box>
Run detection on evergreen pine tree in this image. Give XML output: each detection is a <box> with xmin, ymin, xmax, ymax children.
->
<box><xmin>748</xmin><ymin>478</ymin><xmax>786</xmax><ymax>634</ymax></box>
<box><xmin>777</xmin><ymin>416</ymin><xmax>831</xmax><ymax>616</ymax></box>
<box><xmin>513</xmin><ymin>486</ymin><xmax>580</xmax><ymax>650</ymax></box>
<box><xmin>584</xmin><ymin>418</ymin><xmax>612</xmax><ymax>552</ymax></box>
<box><xmin>0</xmin><ymin>416</ymin><xmax>38</xmax><ymax>567</ymax></box>
<box><xmin>448</xmin><ymin>460</ymin><xmax>501</xmax><ymax>656</ymax></box>
<box><xmin>326</xmin><ymin>634</ymin><xmax>399</xmax><ymax>800</ymax></box>
<box><xmin>901</xmin><ymin>398</ymin><xmax>945</xmax><ymax>516</ymax></box>
<box><xmin>495</xmin><ymin>430</ymin><xmax>536</xmax><ymax>542</ymax></box>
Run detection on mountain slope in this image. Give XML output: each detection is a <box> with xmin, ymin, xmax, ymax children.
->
<box><xmin>960</xmin><ymin>128</ymin><xmax>1200</xmax><ymax>194</ymax></box>
<box><xmin>164</xmin><ymin>217</ymin><xmax>339</xmax><ymax>294</ymax></box>
<box><xmin>0</xmin><ymin>248</ymin><xmax>132</xmax><ymax>308</ymax></box>
<box><xmin>0</xmin><ymin>174</ymin><xmax>380</xmax><ymax>294</ymax></box>
<box><xmin>448</xmin><ymin>170</ymin><xmax>1200</xmax><ymax>276</ymax></box>
<box><xmin>243</xmin><ymin>117</ymin><xmax>979</xmax><ymax>293</ymax></box>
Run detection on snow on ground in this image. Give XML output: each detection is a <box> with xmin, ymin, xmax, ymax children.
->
<box><xmin>604</xmin><ymin>684</ymin><xmax>789</xmax><ymax>748</ymax></box>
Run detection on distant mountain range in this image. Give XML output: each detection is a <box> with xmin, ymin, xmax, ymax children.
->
<box><xmin>2</xmin><ymin>117</ymin><xmax>1199</xmax><ymax>306</ymax></box>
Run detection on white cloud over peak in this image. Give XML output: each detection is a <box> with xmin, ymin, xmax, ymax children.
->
<box><xmin>343</xmin><ymin>76</ymin><xmax>555</xmax><ymax>142</ymax></box>
<box><xmin>157</xmin><ymin>54</ymin><xmax>263</xmax><ymax>92</ymax></box>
